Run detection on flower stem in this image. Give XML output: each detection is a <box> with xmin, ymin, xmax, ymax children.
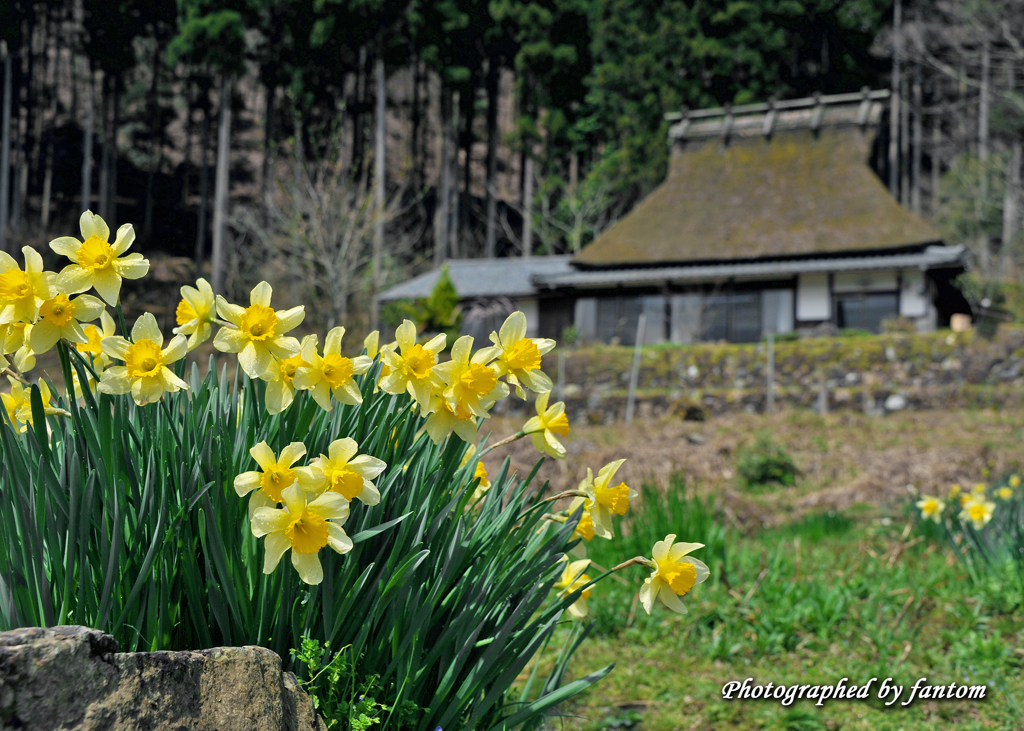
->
<box><xmin>480</xmin><ymin>430</ymin><xmax>527</xmax><ymax>456</ymax></box>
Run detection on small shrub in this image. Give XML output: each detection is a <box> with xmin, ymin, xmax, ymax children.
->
<box><xmin>736</xmin><ymin>433</ymin><xmax>800</xmax><ymax>490</ymax></box>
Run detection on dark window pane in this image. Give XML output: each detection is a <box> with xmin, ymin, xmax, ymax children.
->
<box><xmin>731</xmin><ymin>292</ymin><xmax>761</xmax><ymax>343</ymax></box>
<box><xmin>836</xmin><ymin>293</ymin><xmax>898</xmax><ymax>333</ymax></box>
<box><xmin>702</xmin><ymin>295</ymin><xmax>730</xmax><ymax>341</ymax></box>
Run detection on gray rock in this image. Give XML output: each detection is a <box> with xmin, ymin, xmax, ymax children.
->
<box><xmin>884</xmin><ymin>394</ymin><xmax>907</xmax><ymax>411</ymax></box>
<box><xmin>0</xmin><ymin>626</ymin><xmax>326</xmax><ymax>731</ymax></box>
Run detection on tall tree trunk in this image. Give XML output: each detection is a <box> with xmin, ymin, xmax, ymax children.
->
<box><xmin>80</xmin><ymin>66</ymin><xmax>94</xmax><ymax>214</ymax></box>
<box><xmin>0</xmin><ymin>41</ymin><xmax>12</xmax><ymax>252</ymax></box>
<box><xmin>930</xmin><ymin>116</ymin><xmax>940</xmax><ymax>214</ymax></box>
<box><xmin>110</xmin><ymin>81</ymin><xmax>119</xmax><ymax>222</ymax></box>
<box><xmin>260</xmin><ymin>80</ymin><xmax>274</xmax><ymax>202</ymax></box>
<box><xmin>978</xmin><ymin>42</ymin><xmax>991</xmax><ymax>276</ymax></box>
<box><xmin>410</xmin><ymin>51</ymin><xmax>422</xmax><ymax>187</ymax></box>
<box><xmin>211</xmin><ymin>76</ymin><xmax>232</xmax><ymax>295</ymax></box>
<box><xmin>352</xmin><ymin>46</ymin><xmax>367</xmax><ymax>184</ymax></box>
<box><xmin>143</xmin><ymin>41</ymin><xmax>161</xmax><ymax>238</ymax></box>
<box><xmin>1002</xmin><ymin>62</ymin><xmax>1021</xmax><ymax>276</ymax></box>
<box><xmin>911</xmin><ymin>70</ymin><xmax>922</xmax><ymax>214</ymax></box>
<box><xmin>182</xmin><ymin>81</ymin><xmax>194</xmax><ymax>204</ymax></box>
<box><xmin>371</xmin><ymin>53</ymin><xmax>385</xmax><ymax>331</ymax></box>
<box><xmin>484</xmin><ymin>57</ymin><xmax>499</xmax><ymax>258</ymax></box>
<box><xmin>449</xmin><ymin>89</ymin><xmax>461</xmax><ymax>258</ymax></box>
<box><xmin>196</xmin><ymin>100</ymin><xmax>211</xmax><ymax>271</ymax></box>
<box><xmin>40</xmin><ymin>92</ymin><xmax>56</xmax><ymax>229</ymax></box>
<box><xmin>434</xmin><ymin>86</ymin><xmax>451</xmax><ymax>266</ymax></box>
<box><xmin>888</xmin><ymin>0</ymin><xmax>901</xmax><ymax>196</ymax></box>
<box><xmin>99</xmin><ymin>74</ymin><xmax>111</xmax><ymax>221</ymax></box>
<box><xmin>460</xmin><ymin>84</ymin><xmax>474</xmax><ymax>256</ymax></box>
<box><xmin>522</xmin><ymin>146</ymin><xmax>533</xmax><ymax>258</ymax></box>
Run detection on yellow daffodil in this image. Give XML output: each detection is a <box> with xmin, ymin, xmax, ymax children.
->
<box><xmin>1</xmin><ymin>377</ymin><xmax>68</xmax><ymax>432</ymax></box>
<box><xmin>971</xmin><ymin>483</ymin><xmax>987</xmax><ymax>496</ymax></box>
<box><xmin>423</xmin><ymin>381</ymin><xmax>480</xmax><ymax>444</ymax></box>
<box><xmin>553</xmin><ymin>556</ymin><xmax>593</xmax><ymax>619</ymax></box>
<box><xmin>916</xmin><ymin>495</ymin><xmax>945</xmax><ymax>523</ymax></box>
<box><xmin>76</xmin><ymin>310</ymin><xmax>116</xmax><ymax>368</ymax></box>
<box><xmin>960</xmin><ymin>498</ymin><xmax>995</xmax><ymax>530</ymax></box>
<box><xmin>432</xmin><ymin>335</ymin><xmax>507</xmax><ymax>419</ymax></box>
<box><xmin>489</xmin><ymin>311</ymin><xmax>555</xmax><ymax>398</ymax></box>
<box><xmin>214</xmin><ymin>282</ymin><xmax>304</xmax><ymax>379</ymax></box>
<box><xmin>949</xmin><ymin>483</ymin><xmax>962</xmax><ymax>499</ymax></box>
<box><xmin>262</xmin><ymin>335</ymin><xmax>316</xmax><ymax>415</ymax></box>
<box><xmin>379</xmin><ymin>320</ymin><xmax>445</xmax><ymax>405</ymax></box>
<box><xmin>309</xmin><ymin>438</ymin><xmax>386</xmax><ymax>506</ymax></box>
<box><xmin>580</xmin><ymin>459</ymin><xmax>636</xmax><ymax>539</ymax></box>
<box><xmin>639</xmin><ymin>534</ymin><xmax>710</xmax><ymax>615</ymax></box>
<box><xmin>49</xmin><ymin>211</ymin><xmax>149</xmax><ymax>305</ymax></box>
<box><xmin>522</xmin><ymin>390</ymin><xmax>570</xmax><ymax>459</ymax></box>
<box><xmin>98</xmin><ymin>313</ymin><xmax>188</xmax><ymax>406</ymax></box>
<box><xmin>0</xmin><ymin>247</ymin><xmax>57</xmax><ymax>324</ymax></box>
<box><xmin>293</xmin><ymin>327</ymin><xmax>372</xmax><ymax>411</ymax></box>
<box><xmin>2</xmin><ymin>322</ymin><xmax>35</xmax><ymax>371</ymax></box>
<box><xmin>28</xmin><ymin>292</ymin><xmax>105</xmax><ymax>354</ymax></box>
<box><xmin>996</xmin><ymin>486</ymin><xmax>1014</xmax><ymax>501</ymax></box>
<box><xmin>364</xmin><ymin>330</ymin><xmax>380</xmax><ymax>358</ymax></box>
<box><xmin>468</xmin><ymin>460</ymin><xmax>492</xmax><ymax>504</ymax></box>
<box><xmin>960</xmin><ymin>494</ymin><xmax>970</xmax><ymax>507</ymax></box>
<box><xmin>1010</xmin><ymin>475</ymin><xmax>1021</xmax><ymax>488</ymax></box>
<box><xmin>173</xmin><ymin>277</ymin><xmax>216</xmax><ymax>351</ymax></box>
<box><xmin>568</xmin><ymin>497</ymin><xmax>596</xmax><ymax>541</ymax></box>
<box><xmin>234</xmin><ymin>441</ymin><xmax>326</xmax><ymax>519</ymax></box>
<box><xmin>251</xmin><ymin>482</ymin><xmax>353</xmax><ymax>585</ymax></box>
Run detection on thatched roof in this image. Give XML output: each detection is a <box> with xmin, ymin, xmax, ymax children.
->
<box><xmin>574</xmin><ymin>110</ymin><xmax>942</xmax><ymax>268</ymax></box>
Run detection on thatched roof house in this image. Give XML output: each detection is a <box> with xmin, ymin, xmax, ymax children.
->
<box><xmin>381</xmin><ymin>90</ymin><xmax>969</xmax><ymax>343</ymax></box>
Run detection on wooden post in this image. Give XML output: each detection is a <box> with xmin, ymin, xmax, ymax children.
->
<box><xmin>624</xmin><ymin>312</ymin><xmax>646</xmax><ymax>424</ymax></box>
<box><xmin>766</xmin><ymin>332</ymin><xmax>775</xmax><ymax>414</ymax></box>
<box><xmin>522</xmin><ymin>146</ymin><xmax>533</xmax><ymax>258</ymax></box>
<box><xmin>557</xmin><ymin>349</ymin><xmax>566</xmax><ymax>401</ymax></box>
<box><xmin>817</xmin><ymin>371</ymin><xmax>828</xmax><ymax>415</ymax></box>
<box><xmin>211</xmin><ymin>76</ymin><xmax>232</xmax><ymax>296</ymax></box>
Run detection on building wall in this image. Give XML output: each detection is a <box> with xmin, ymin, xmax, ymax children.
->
<box><xmin>796</xmin><ymin>273</ymin><xmax>830</xmax><ymax>321</ymax></box>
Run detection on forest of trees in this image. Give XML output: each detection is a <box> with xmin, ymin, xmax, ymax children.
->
<box><xmin>0</xmin><ymin>0</ymin><xmax>1021</xmax><ymax>329</ymax></box>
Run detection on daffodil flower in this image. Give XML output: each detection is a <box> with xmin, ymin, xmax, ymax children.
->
<box><xmin>422</xmin><ymin>381</ymin><xmax>479</xmax><ymax>444</ymax></box>
<box><xmin>251</xmin><ymin>482</ymin><xmax>353</xmax><ymax>585</ymax></box>
<box><xmin>489</xmin><ymin>311</ymin><xmax>555</xmax><ymax>398</ymax></box>
<box><xmin>639</xmin><ymin>534</ymin><xmax>710</xmax><ymax>615</ymax></box>
<box><xmin>363</xmin><ymin>330</ymin><xmax>380</xmax><ymax>358</ymax></box>
<box><xmin>214</xmin><ymin>282</ymin><xmax>304</xmax><ymax>379</ymax></box>
<box><xmin>996</xmin><ymin>487</ymin><xmax>1014</xmax><ymax>501</ymax></box>
<box><xmin>948</xmin><ymin>483</ymin><xmax>962</xmax><ymax>499</ymax></box>
<box><xmin>580</xmin><ymin>459</ymin><xmax>636</xmax><ymax>539</ymax></box>
<box><xmin>293</xmin><ymin>327</ymin><xmax>372</xmax><ymax>411</ymax></box>
<box><xmin>432</xmin><ymin>335</ymin><xmax>507</xmax><ymax>419</ymax></box>
<box><xmin>553</xmin><ymin>556</ymin><xmax>593</xmax><ymax>619</ymax></box>
<box><xmin>310</xmin><ymin>438</ymin><xmax>386</xmax><ymax>506</ymax></box>
<box><xmin>234</xmin><ymin>441</ymin><xmax>326</xmax><ymax>519</ymax></box>
<box><xmin>566</xmin><ymin>497</ymin><xmax>597</xmax><ymax>542</ymax></box>
<box><xmin>379</xmin><ymin>319</ymin><xmax>445</xmax><ymax>405</ymax></box>
<box><xmin>1</xmin><ymin>377</ymin><xmax>68</xmax><ymax>432</ymax></box>
<box><xmin>469</xmin><ymin>461</ymin><xmax>492</xmax><ymax>503</ymax></box>
<box><xmin>522</xmin><ymin>390</ymin><xmax>570</xmax><ymax>459</ymax></box>
<box><xmin>1010</xmin><ymin>475</ymin><xmax>1021</xmax><ymax>489</ymax></box>
<box><xmin>2</xmin><ymin>322</ymin><xmax>35</xmax><ymax>371</ymax></box>
<box><xmin>0</xmin><ymin>247</ymin><xmax>57</xmax><ymax>324</ymax></box>
<box><xmin>173</xmin><ymin>278</ymin><xmax>216</xmax><ymax>351</ymax></box>
<box><xmin>262</xmin><ymin>335</ymin><xmax>316</xmax><ymax>415</ymax></box>
<box><xmin>28</xmin><ymin>292</ymin><xmax>105</xmax><ymax>354</ymax></box>
<box><xmin>971</xmin><ymin>483</ymin><xmax>987</xmax><ymax>496</ymax></box>
<box><xmin>959</xmin><ymin>498</ymin><xmax>995</xmax><ymax>530</ymax></box>
<box><xmin>916</xmin><ymin>495</ymin><xmax>944</xmax><ymax>523</ymax></box>
<box><xmin>49</xmin><ymin>211</ymin><xmax>149</xmax><ymax>305</ymax></box>
<box><xmin>76</xmin><ymin>310</ymin><xmax>117</xmax><ymax>369</ymax></box>
<box><xmin>98</xmin><ymin>313</ymin><xmax>188</xmax><ymax>406</ymax></box>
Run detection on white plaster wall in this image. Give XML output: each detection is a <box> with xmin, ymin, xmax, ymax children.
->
<box><xmin>797</xmin><ymin>273</ymin><xmax>830</xmax><ymax>321</ymax></box>
<box><xmin>833</xmin><ymin>270</ymin><xmax>898</xmax><ymax>292</ymax></box>
<box><xmin>899</xmin><ymin>270</ymin><xmax>929</xmax><ymax>318</ymax></box>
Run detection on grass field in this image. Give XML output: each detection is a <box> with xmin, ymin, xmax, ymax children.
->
<box><xmin>502</xmin><ymin>408</ymin><xmax>1024</xmax><ymax>731</ymax></box>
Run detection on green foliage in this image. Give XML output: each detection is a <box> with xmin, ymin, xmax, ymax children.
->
<box><xmin>0</xmin><ymin>340</ymin><xmax>611</xmax><ymax>731</ymax></box>
<box><xmin>411</xmin><ymin>265</ymin><xmax>463</xmax><ymax>343</ymax></box>
<box><xmin>736</xmin><ymin>433</ymin><xmax>800</xmax><ymax>491</ymax></box>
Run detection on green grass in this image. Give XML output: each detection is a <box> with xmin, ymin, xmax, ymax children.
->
<box><xmin>537</xmin><ymin>476</ymin><xmax>1024</xmax><ymax>730</ymax></box>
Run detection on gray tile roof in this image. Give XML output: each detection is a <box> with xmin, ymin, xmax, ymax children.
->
<box><xmin>379</xmin><ymin>256</ymin><xmax>575</xmax><ymax>301</ymax></box>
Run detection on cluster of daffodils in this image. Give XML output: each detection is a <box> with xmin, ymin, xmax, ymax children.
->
<box><xmin>234</xmin><ymin>438</ymin><xmax>385</xmax><ymax>584</ymax></box>
<box><xmin>917</xmin><ymin>475</ymin><xmax>1020</xmax><ymax>531</ymax></box>
<box><xmin>2</xmin><ymin>210</ymin><xmax>717</xmax><ymax>619</ymax></box>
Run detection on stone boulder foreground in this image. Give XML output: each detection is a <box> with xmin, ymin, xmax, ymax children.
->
<box><xmin>0</xmin><ymin>626</ymin><xmax>325</xmax><ymax>731</ymax></box>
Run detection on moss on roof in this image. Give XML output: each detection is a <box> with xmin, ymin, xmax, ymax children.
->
<box><xmin>575</xmin><ymin>127</ymin><xmax>942</xmax><ymax>268</ymax></box>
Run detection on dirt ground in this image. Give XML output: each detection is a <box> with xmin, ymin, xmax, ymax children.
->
<box><xmin>484</xmin><ymin>407</ymin><xmax>1024</xmax><ymax>529</ymax></box>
